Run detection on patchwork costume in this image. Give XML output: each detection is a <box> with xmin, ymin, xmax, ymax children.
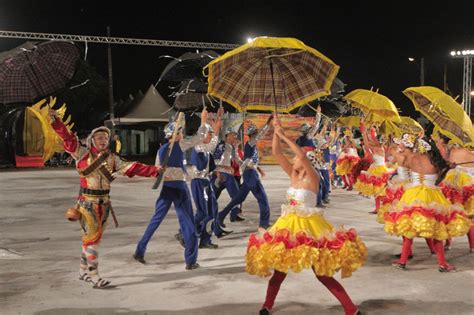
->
<box><xmin>51</xmin><ymin>118</ymin><xmax>159</xmax><ymax>288</ymax></box>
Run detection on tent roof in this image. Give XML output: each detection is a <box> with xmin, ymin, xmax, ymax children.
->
<box><xmin>109</xmin><ymin>85</ymin><xmax>172</xmax><ymax>124</ymax></box>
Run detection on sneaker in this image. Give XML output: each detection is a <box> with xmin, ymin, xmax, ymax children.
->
<box><xmin>185</xmin><ymin>263</ymin><xmax>200</xmax><ymax>270</ymax></box>
<box><xmin>438</xmin><ymin>264</ymin><xmax>456</xmax><ymax>272</ymax></box>
<box><xmin>391</xmin><ymin>262</ymin><xmax>407</xmax><ymax>270</ymax></box>
<box><xmin>230</xmin><ymin>214</ymin><xmax>245</xmax><ymax>222</ymax></box>
<box><xmin>133</xmin><ymin>254</ymin><xmax>146</xmax><ymax>264</ymax></box>
<box><xmin>216</xmin><ymin>230</ymin><xmax>233</xmax><ymax>239</ymax></box>
<box><xmin>259</xmin><ymin>308</ymin><xmax>270</xmax><ymax>315</ymax></box>
<box><xmin>199</xmin><ymin>243</ymin><xmax>219</xmax><ymax>249</ymax></box>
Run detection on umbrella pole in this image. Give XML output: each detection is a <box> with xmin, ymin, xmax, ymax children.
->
<box><xmin>269</xmin><ymin>59</ymin><xmax>278</xmax><ymax>115</ymax></box>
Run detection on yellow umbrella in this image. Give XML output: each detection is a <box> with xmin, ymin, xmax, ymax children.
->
<box><xmin>336</xmin><ymin>116</ymin><xmax>360</xmax><ymax>128</ymax></box>
<box><xmin>403</xmin><ymin>86</ymin><xmax>474</xmax><ymax>147</ymax></box>
<box><xmin>206</xmin><ymin>37</ymin><xmax>339</xmax><ymax>113</ymax></box>
<box><xmin>344</xmin><ymin>89</ymin><xmax>400</xmax><ymax>120</ymax></box>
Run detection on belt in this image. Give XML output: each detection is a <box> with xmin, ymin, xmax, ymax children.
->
<box><xmin>79</xmin><ymin>187</ymin><xmax>110</xmax><ymax>196</ymax></box>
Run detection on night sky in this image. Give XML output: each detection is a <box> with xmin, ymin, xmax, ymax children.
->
<box><xmin>0</xmin><ymin>0</ymin><xmax>473</xmax><ymax>116</ymax></box>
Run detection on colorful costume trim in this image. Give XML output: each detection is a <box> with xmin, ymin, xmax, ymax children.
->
<box><xmin>246</xmin><ymin>188</ymin><xmax>367</xmax><ymax>278</ymax></box>
<box><xmin>384</xmin><ymin>180</ymin><xmax>470</xmax><ymax>240</ymax></box>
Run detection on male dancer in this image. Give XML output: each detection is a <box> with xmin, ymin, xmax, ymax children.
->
<box><xmin>133</xmin><ymin>107</ymin><xmax>209</xmax><ymax>270</ymax></box>
<box><xmin>49</xmin><ymin>108</ymin><xmax>161</xmax><ymax>289</ymax></box>
<box><xmin>212</xmin><ymin>128</ymin><xmax>244</xmax><ymax>225</ymax></box>
<box><xmin>190</xmin><ymin>107</ymin><xmax>231</xmax><ymax>248</ymax></box>
<box><xmin>218</xmin><ymin>115</ymin><xmax>273</xmax><ymax>231</ymax></box>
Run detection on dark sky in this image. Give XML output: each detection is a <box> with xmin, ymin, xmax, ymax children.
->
<box><xmin>0</xmin><ymin>0</ymin><xmax>473</xmax><ymax>116</ymax></box>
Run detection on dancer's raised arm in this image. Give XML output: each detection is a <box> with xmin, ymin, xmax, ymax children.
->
<box><xmin>272</xmin><ymin>117</ymin><xmax>292</xmax><ymax>176</ymax></box>
<box><xmin>273</xmin><ymin>116</ymin><xmax>318</xmax><ymax>183</ymax></box>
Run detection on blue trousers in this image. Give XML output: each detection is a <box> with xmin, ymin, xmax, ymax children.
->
<box><xmin>219</xmin><ymin>169</ymin><xmax>270</xmax><ymax>228</ymax></box>
<box><xmin>211</xmin><ymin>172</ymin><xmax>240</xmax><ymax>217</ymax></box>
<box><xmin>330</xmin><ymin>153</ymin><xmax>340</xmax><ymax>183</ymax></box>
<box><xmin>317</xmin><ymin>169</ymin><xmax>330</xmax><ymax>205</ymax></box>
<box><xmin>191</xmin><ymin>178</ymin><xmax>218</xmax><ymax>246</ymax></box>
<box><xmin>135</xmin><ymin>184</ymin><xmax>198</xmax><ymax>265</ymax></box>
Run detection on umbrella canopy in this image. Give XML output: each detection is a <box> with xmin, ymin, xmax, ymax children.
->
<box><xmin>403</xmin><ymin>86</ymin><xmax>474</xmax><ymax>147</ymax></box>
<box><xmin>336</xmin><ymin>115</ymin><xmax>361</xmax><ymax>128</ymax></box>
<box><xmin>378</xmin><ymin>116</ymin><xmax>422</xmax><ymax>137</ymax></box>
<box><xmin>172</xmin><ymin>79</ymin><xmax>217</xmax><ymax>111</ymax></box>
<box><xmin>158</xmin><ymin>50</ymin><xmax>219</xmax><ymax>83</ymax></box>
<box><xmin>336</xmin><ymin>113</ymin><xmax>394</xmax><ymax>129</ymax></box>
<box><xmin>344</xmin><ymin>89</ymin><xmax>400</xmax><ymax>119</ymax></box>
<box><xmin>0</xmin><ymin>41</ymin><xmax>80</xmax><ymax>104</ymax></box>
<box><xmin>206</xmin><ymin>36</ymin><xmax>339</xmax><ymax>113</ymax></box>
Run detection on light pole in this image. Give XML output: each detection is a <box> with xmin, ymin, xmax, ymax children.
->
<box><xmin>450</xmin><ymin>49</ymin><xmax>474</xmax><ymax>116</ymax></box>
<box><xmin>408</xmin><ymin>57</ymin><xmax>425</xmax><ymax>85</ymax></box>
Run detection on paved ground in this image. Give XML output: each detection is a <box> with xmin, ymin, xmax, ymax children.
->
<box><xmin>0</xmin><ymin>166</ymin><xmax>473</xmax><ymax>315</ymax></box>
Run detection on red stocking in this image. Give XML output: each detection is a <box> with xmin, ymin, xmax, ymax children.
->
<box><xmin>425</xmin><ymin>238</ymin><xmax>435</xmax><ymax>254</ymax></box>
<box><xmin>399</xmin><ymin>237</ymin><xmax>413</xmax><ymax>264</ymax></box>
<box><xmin>467</xmin><ymin>225</ymin><xmax>474</xmax><ymax>251</ymax></box>
<box><xmin>316</xmin><ymin>275</ymin><xmax>358</xmax><ymax>315</ymax></box>
<box><xmin>433</xmin><ymin>239</ymin><xmax>449</xmax><ymax>267</ymax></box>
<box><xmin>342</xmin><ymin>175</ymin><xmax>349</xmax><ymax>188</ymax></box>
<box><xmin>262</xmin><ymin>270</ymin><xmax>287</xmax><ymax>310</ymax></box>
<box><xmin>445</xmin><ymin>238</ymin><xmax>452</xmax><ymax>249</ymax></box>
<box><xmin>374</xmin><ymin>196</ymin><xmax>382</xmax><ymax>212</ymax></box>
<box><xmin>347</xmin><ymin>175</ymin><xmax>354</xmax><ymax>190</ymax></box>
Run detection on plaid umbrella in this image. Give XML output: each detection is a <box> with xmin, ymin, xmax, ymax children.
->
<box><xmin>206</xmin><ymin>37</ymin><xmax>339</xmax><ymax>113</ymax></box>
<box><xmin>159</xmin><ymin>50</ymin><xmax>219</xmax><ymax>83</ymax></box>
<box><xmin>172</xmin><ymin>78</ymin><xmax>217</xmax><ymax>111</ymax></box>
<box><xmin>344</xmin><ymin>89</ymin><xmax>400</xmax><ymax>119</ymax></box>
<box><xmin>0</xmin><ymin>41</ymin><xmax>80</xmax><ymax>104</ymax></box>
<box><xmin>403</xmin><ymin>86</ymin><xmax>474</xmax><ymax>147</ymax></box>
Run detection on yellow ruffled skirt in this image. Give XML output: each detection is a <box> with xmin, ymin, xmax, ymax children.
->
<box><xmin>383</xmin><ymin>184</ymin><xmax>470</xmax><ymax>240</ymax></box>
<box><xmin>439</xmin><ymin>168</ymin><xmax>474</xmax><ymax>217</ymax></box>
<box><xmin>336</xmin><ymin>155</ymin><xmax>360</xmax><ymax>176</ymax></box>
<box><xmin>354</xmin><ymin>164</ymin><xmax>392</xmax><ymax>197</ymax></box>
<box><xmin>246</xmin><ymin>213</ymin><xmax>367</xmax><ymax>278</ymax></box>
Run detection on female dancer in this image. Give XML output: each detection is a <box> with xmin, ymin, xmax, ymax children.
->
<box><xmin>434</xmin><ymin>130</ymin><xmax>474</xmax><ymax>252</ymax></box>
<box><xmin>384</xmin><ymin>134</ymin><xmax>470</xmax><ymax>271</ymax></box>
<box><xmin>354</xmin><ymin>121</ymin><xmax>393</xmax><ymax>213</ymax></box>
<box><xmin>246</xmin><ymin>116</ymin><xmax>366</xmax><ymax>315</ymax></box>
<box><xmin>335</xmin><ymin>129</ymin><xmax>360</xmax><ymax>191</ymax></box>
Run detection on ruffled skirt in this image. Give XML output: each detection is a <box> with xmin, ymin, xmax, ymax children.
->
<box><xmin>376</xmin><ymin>183</ymin><xmax>405</xmax><ymax>224</ymax></box>
<box><xmin>336</xmin><ymin>155</ymin><xmax>360</xmax><ymax>176</ymax></box>
<box><xmin>383</xmin><ymin>184</ymin><xmax>470</xmax><ymax>240</ymax></box>
<box><xmin>439</xmin><ymin>168</ymin><xmax>474</xmax><ymax>217</ymax></box>
<box><xmin>354</xmin><ymin>164</ymin><xmax>393</xmax><ymax>197</ymax></box>
<box><xmin>246</xmin><ymin>213</ymin><xmax>367</xmax><ymax>278</ymax></box>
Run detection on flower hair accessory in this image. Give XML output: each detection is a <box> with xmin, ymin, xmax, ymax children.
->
<box><xmin>400</xmin><ymin>133</ymin><xmax>416</xmax><ymax>148</ymax></box>
<box><xmin>415</xmin><ymin>138</ymin><xmax>432</xmax><ymax>154</ymax></box>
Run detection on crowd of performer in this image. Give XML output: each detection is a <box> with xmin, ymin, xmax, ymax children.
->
<box><xmin>49</xmin><ymin>101</ymin><xmax>473</xmax><ymax>314</ymax></box>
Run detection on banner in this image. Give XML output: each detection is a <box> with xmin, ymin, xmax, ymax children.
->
<box><xmin>244</xmin><ymin>114</ymin><xmax>315</xmax><ymax>164</ymax></box>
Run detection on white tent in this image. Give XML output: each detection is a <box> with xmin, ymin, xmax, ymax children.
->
<box><xmin>107</xmin><ymin>85</ymin><xmax>173</xmax><ymax>125</ymax></box>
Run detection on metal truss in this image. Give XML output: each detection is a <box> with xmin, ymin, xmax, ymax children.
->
<box><xmin>462</xmin><ymin>57</ymin><xmax>472</xmax><ymax>116</ymax></box>
<box><xmin>0</xmin><ymin>30</ymin><xmax>240</xmax><ymax>50</ymax></box>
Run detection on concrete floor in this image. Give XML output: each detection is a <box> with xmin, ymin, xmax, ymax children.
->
<box><xmin>0</xmin><ymin>166</ymin><xmax>473</xmax><ymax>315</ymax></box>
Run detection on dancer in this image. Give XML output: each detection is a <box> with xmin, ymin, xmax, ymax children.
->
<box><xmin>354</xmin><ymin>121</ymin><xmax>393</xmax><ymax>213</ymax></box>
<box><xmin>247</xmin><ymin>116</ymin><xmax>366</xmax><ymax>315</ymax></box>
<box><xmin>133</xmin><ymin>107</ymin><xmax>210</xmax><ymax>270</ymax></box>
<box><xmin>296</xmin><ymin>104</ymin><xmax>321</xmax><ymax>150</ymax></box>
<box><xmin>217</xmin><ymin>115</ymin><xmax>273</xmax><ymax>230</ymax></box>
<box><xmin>434</xmin><ymin>130</ymin><xmax>474</xmax><ymax>252</ymax></box>
<box><xmin>384</xmin><ymin>134</ymin><xmax>470</xmax><ymax>271</ymax></box>
<box><xmin>212</xmin><ymin>128</ymin><xmax>244</xmax><ymax>225</ymax></box>
<box><xmin>190</xmin><ymin>106</ymin><xmax>226</xmax><ymax>249</ymax></box>
<box><xmin>49</xmin><ymin>109</ymin><xmax>162</xmax><ymax>289</ymax></box>
<box><xmin>335</xmin><ymin>129</ymin><xmax>360</xmax><ymax>191</ymax></box>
